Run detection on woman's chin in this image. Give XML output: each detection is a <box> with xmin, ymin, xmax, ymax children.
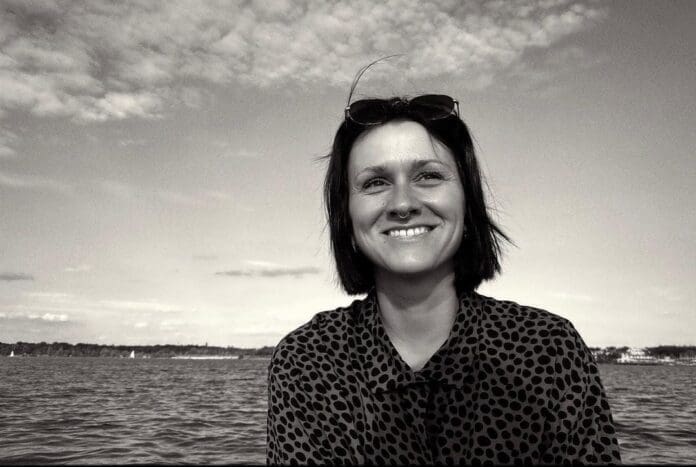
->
<box><xmin>379</xmin><ymin>261</ymin><xmax>446</xmax><ymax>279</ymax></box>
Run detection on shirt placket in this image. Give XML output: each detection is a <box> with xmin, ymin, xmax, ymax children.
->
<box><xmin>424</xmin><ymin>380</ymin><xmax>444</xmax><ymax>462</ymax></box>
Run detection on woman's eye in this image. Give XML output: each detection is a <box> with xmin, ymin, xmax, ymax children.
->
<box><xmin>363</xmin><ymin>178</ymin><xmax>387</xmax><ymax>190</ymax></box>
<box><xmin>416</xmin><ymin>171</ymin><xmax>444</xmax><ymax>182</ymax></box>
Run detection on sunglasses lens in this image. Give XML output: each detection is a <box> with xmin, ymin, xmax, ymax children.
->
<box><xmin>409</xmin><ymin>94</ymin><xmax>455</xmax><ymax>119</ymax></box>
<box><xmin>347</xmin><ymin>99</ymin><xmax>390</xmax><ymax>125</ymax></box>
<box><xmin>346</xmin><ymin>95</ymin><xmax>457</xmax><ymax>125</ymax></box>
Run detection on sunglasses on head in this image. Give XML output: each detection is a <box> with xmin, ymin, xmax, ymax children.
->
<box><xmin>344</xmin><ymin>94</ymin><xmax>459</xmax><ymax>126</ymax></box>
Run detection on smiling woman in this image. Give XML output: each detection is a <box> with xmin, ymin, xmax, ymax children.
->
<box><xmin>348</xmin><ymin>121</ymin><xmax>466</xmax><ymax>287</ymax></box>
<box><xmin>266</xmin><ymin>89</ymin><xmax>621</xmax><ymax>464</ymax></box>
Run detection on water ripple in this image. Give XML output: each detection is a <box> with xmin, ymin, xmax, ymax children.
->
<box><xmin>1</xmin><ymin>359</ymin><xmax>694</xmax><ymax>464</ymax></box>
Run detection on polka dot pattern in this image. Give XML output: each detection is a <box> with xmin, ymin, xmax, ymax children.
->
<box><xmin>267</xmin><ymin>291</ymin><xmax>621</xmax><ymax>465</ymax></box>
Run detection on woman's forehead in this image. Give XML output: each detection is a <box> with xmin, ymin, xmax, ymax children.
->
<box><xmin>348</xmin><ymin>120</ymin><xmax>455</xmax><ymax>171</ymax></box>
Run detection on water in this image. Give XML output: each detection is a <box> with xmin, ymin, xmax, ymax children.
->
<box><xmin>0</xmin><ymin>357</ymin><xmax>268</xmax><ymax>464</ymax></box>
<box><xmin>1</xmin><ymin>359</ymin><xmax>694</xmax><ymax>464</ymax></box>
<box><xmin>601</xmin><ymin>364</ymin><xmax>696</xmax><ymax>464</ymax></box>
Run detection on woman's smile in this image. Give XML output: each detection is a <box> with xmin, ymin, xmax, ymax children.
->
<box><xmin>384</xmin><ymin>225</ymin><xmax>434</xmax><ymax>239</ymax></box>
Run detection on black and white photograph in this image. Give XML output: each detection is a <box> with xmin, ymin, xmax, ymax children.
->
<box><xmin>1</xmin><ymin>0</ymin><xmax>694</xmax><ymax>464</ymax></box>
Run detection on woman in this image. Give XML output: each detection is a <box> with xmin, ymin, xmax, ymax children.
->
<box><xmin>266</xmin><ymin>93</ymin><xmax>621</xmax><ymax>465</ymax></box>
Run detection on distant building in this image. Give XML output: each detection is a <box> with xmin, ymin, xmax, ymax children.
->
<box><xmin>617</xmin><ymin>348</ymin><xmax>683</xmax><ymax>365</ymax></box>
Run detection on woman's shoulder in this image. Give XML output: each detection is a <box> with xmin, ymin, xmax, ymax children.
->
<box><xmin>471</xmin><ymin>292</ymin><xmax>590</xmax><ymax>353</ymax></box>
<box><xmin>473</xmin><ymin>291</ymin><xmax>574</xmax><ymax>329</ymax></box>
<box><xmin>269</xmin><ymin>296</ymin><xmax>366</xmax><ymax>369</ymax></box>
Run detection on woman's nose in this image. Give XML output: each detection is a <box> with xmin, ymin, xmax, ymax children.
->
<box><xmin>387</xmin><ymin>183</ymin><xmax>421</xmax><ymax>220</ymax></box>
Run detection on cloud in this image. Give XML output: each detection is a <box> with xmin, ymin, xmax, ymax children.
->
<box><xmin>202</xmin><ymin>191</ymin><xmax>234</xmax><ymax>201</ymax></box>
<box><xmin>0</xmin><ymin>129</ymin><xmax>18</xmax><ymax>158</ymax></box>
<box><xmin>97</xmin><ymin>180</ymin><xmax>136</xmax><ymax>199</ymax></box>
<box><xmin>98</xmin><ymin>299</ymin><xmax>184</xmax><ymax>313</ymax></box>
<box><xmin>245</xmin><ymin>259</ymin><xmax>284</xmax><ymax>268</ymax></box>
<box><xmin>0</xmin><ymin>0</ymin><xmax>605</xmax><ymax>125</ymax></box>
<box><xmin>646</xmin><ymin>286</ymin><xmax>684</xmax><ymax>303</ymax></box>
<box><xmin>548</xmin><ymin>291</ymin><xmax>596</xmax><ymax>302</ymax></box>
<box><xmin>134</xmin><ymin>321</ymin><xmax>148</xmax><ymax>328</ymax></box>
<box><xmin>12</xmin><ymin>293</ymin><xmax>185</xmax><ymax>319</ymax></box>
<box><xmin>0</xmin><ymin>311</ymin><xmax>70</xmax><ymax>322</ymax></box>
<box><xmin>193</xmin><ymin>254</ymin><xmax>220</xmax><ymax>261</ymax></box>
<box><xmin>216</xmin><ymin>265</ymin><xmax>320</xmax><ymax>278</ymax></box>
<box><xmin>24</xmin><ymin>291</ymin><xmax>73</xmax><ymax>300</ymax></box>
<box><xmin>64</xmin><ymin>264</ymin><xmax>92</xmax><ymax>273</ymax></box>
<box><xmin>210</xmin><ymin>142</ymin><xmax>260</xmax><ymax>159</ymax></box>
<box><xmin>154</xmin><ymin>189</ymin><xmax>199</xmax><ymax>206</ymax></box>
<box><xmin>0</xmin><ymin>272</ymin><xmax>34</xmax><ymax>281</ymax></box>
<box><xmin>38</xmin><ymin>313</ymin><xmax>69</xmax><ymax>322</ymax></box>
<box><xmin>118</xmin><ymin>137</ymin><xmax>147</xmax><ymax>147</ymax></box>
<box><xmin>0</xmin><ymin>170</ymin><xmax>73</xmax><ymax>193</ymax></box>
<box><xmin>500</xmin><ymin>44</ymin><xmax>610</xmax><ymax>97</ymax></box>
<box><xmin>96</xmin><ymin>178</ymin><xmax>233</xmax><ymax>207</ymax></box>
<box><xmin>160</xmin><ymin>318</ymin><xmax>186</xmax><ymax>331</ymax></box>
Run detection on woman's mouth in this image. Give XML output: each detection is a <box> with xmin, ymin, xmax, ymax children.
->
<box><xmin>385</xmin><ymin>226</ymin><xmax>434</xmax><ymax>238</ymax></box>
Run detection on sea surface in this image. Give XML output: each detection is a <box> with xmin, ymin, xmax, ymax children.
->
<box><xmin>0</xmin><ymin>358</ymin><xmax>694</xmax><ymax>464</ymax></box>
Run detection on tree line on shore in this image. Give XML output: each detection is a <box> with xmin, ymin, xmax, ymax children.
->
<box><xmin>3</xmin><ymin>341</ymin><xmax>696</xmax><ymax>361</ymax></box>
<box><xmin>0</xmin><ymin>341</ymin><xmax>275</xmax><ymax>358</ymax></box>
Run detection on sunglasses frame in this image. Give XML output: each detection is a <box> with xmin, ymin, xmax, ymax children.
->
<box><xmin>344</xmin><ymin>94</ymin><xmax>460</xmax><ymax>126</ymax></box>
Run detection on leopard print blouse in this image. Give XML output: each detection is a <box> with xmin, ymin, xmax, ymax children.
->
<box><xmin>267</xmin><ymin>291</ymin><xmax>621</xmax><ymax>464</ymax></box>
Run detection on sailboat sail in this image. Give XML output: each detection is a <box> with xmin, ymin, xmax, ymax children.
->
<box><xmin>9</xmin><ymin>350</ymin><xmax>14</xmax><ymax>357</ymax></box>
<box><xmin>129</xmin><ymin>350</ymin><xmax>135</xmax><ymax>358</ymax></box>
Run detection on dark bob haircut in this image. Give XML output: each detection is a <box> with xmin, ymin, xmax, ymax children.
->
<box><xmin>324</xmin><ymin>97</ymin><xmax>511</xmax><ymax>295</ymax></box>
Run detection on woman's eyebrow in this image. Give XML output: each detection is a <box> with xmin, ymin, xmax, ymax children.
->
<box><xmin>356</xmin><ymin>159</ymin><xmax>447</xmax><ymax>177</ymax></box>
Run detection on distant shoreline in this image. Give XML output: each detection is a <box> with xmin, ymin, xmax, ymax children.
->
<box><xmin>3</xmin><ymin>342</ymin><xmax>696</xmax><ymax>365</ymax></box>
<box><xmin>0</xmin><ymin>341</ymin><xmax>274</xmax><ymax>359</ymax></box>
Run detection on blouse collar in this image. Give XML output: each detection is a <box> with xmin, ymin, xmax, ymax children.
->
<box><xmin>354</xmin><ymin>289</ymin><xmax>482</xmax><ymax>394</ymax></box>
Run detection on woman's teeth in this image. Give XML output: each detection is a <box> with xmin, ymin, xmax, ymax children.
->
<box><xmin>388</xmin><ymin>226</ymin><xmax>431</xmax><ymax>238</ymax></box>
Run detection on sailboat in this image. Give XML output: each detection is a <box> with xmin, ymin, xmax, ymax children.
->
<box><xmin>129</xmin><ymin>350</ymin><xmax>135</xmax><ymax>359</ymax></box>
<box><xmin>9</xmin><ymin>350</ymin><xmax>14</xmax><ymax>357</ymax></box>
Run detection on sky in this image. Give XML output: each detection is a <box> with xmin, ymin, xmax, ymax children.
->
<box><xmin>0</xmin><ymin>0</ymin><xmax>694</xmax><ymax>348</ymax></box>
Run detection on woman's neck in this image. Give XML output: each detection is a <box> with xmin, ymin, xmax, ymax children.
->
<box><xmin>374</xmin><ymin>266</ymin><xmax>459</xmax><ymax>370</ymax></box>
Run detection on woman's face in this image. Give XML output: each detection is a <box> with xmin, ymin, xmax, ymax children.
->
<box><xmin>348</xmin><ymin>119</ymin><xmax>466</xmax><ymax>281</ymax></box>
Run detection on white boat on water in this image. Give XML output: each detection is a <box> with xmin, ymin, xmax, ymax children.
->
<box><xmin>129</xmin><ymin>350</ymin><xmax>135</xmax><ymax>359</ymax></box>
<box><xmin>617</xmin><ymin>347</ymin><xmax>660</xmax><ymax>364</ymax></box>
<box><xmin>9</xmin><ymin>350</ymin><xmax>14</xmax><ymax>357</ymax></box>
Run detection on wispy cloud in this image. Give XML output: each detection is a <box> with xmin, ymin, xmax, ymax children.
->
<box><xmin>210</xmin><ymin>141</ymin><xmax>260</xmax><ymax>159</ymax></box>
<box><xmin>97</xmin><ymin>180</ymin><xmax>136</xmax><ymax>199</ymax></box>
<box><xmin>0</xmin><ymin>170</ymin><xmax>72</xmax><ymax>193</ymax></box>
<box><xmin>0</xmin><ymin>272</ymin><xmax>34</xmax><ymax>281</ymax></box>
<box><xmin>98</xmin><ymin>299</ymin><xmax>184</xmax><ymax>313</ymax></box>
<box><xmin>244</xmin><ymin>260</ymin><xmax>284</xmax><ymax>268</ymax></box>
<box><xmin>64</xmin><ymin>264</ymin><xmax>92</xmax><ymax>273</ymax></box>
<box><xmin>216</xmin><ymin>264</ymin><xmax>320</xmax><ymax>278</ymax></box>
<box><xmin>96</xmin><ymin>179</ymin><xmax>232</xmax><ymax>207</ymax></box>
<box><xmin>160</xmin><ymin>318</ymin><xmax>187</xmax><ymax>331</ymax></box>
<box><xmin>548</xmin><ymin>291</ymin><xmax>596</xmax><ymax>302</ymax></box>
<box><xmin>501</xmin><ymin>44</ymin><xmax>610</xmax><ymax>97</ymax></box>
<box><xmin>202</xmin><ymin>191</ymin><xmax>234</xmax><ymax>201</ymax></box>
<box><xmin>37</xmin><ymin>313</ymin><xmax>69</xmax><ymax>322</ymax></box>
<box><xmin>193</xmin><ymin>254</ymin><xmax>219</xmax><ymax>261</ymax></box>
<box><xmin>24</xmin><ymin>291</ymin><xmax>73</xmax><ymax>300</ymax></box>
<box><xmin>0</xmin><ymin>129</ymin><xmax>18</xmax><ymax>158</ymax></box>
<box><xmin>0</xmin><ymin>311</ymin><xmax>70</xmax><ymax>322</ymax></box>
<box><xmin>154</xmin><ymin>189</ymin><xmax>199</xmax><ymax>206</ymax></box>
<box><xmin>15</xmin><ymin>292</ymin><xmax>184</xmax><ymax>316</ymax></box>
<box><xmin>118</xmin><ymin>138</ymin><xmax>147</xmax><ymax>147</ymax></box>
<box><xmin>646</xmin><ymin>286</ymin><xmax>684</xmax><ymax>303</ymax></box>
<box><xmin>0</xmin><ymin>0</ymin><xmax>605</xmax><ymax>125</ymax></box>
